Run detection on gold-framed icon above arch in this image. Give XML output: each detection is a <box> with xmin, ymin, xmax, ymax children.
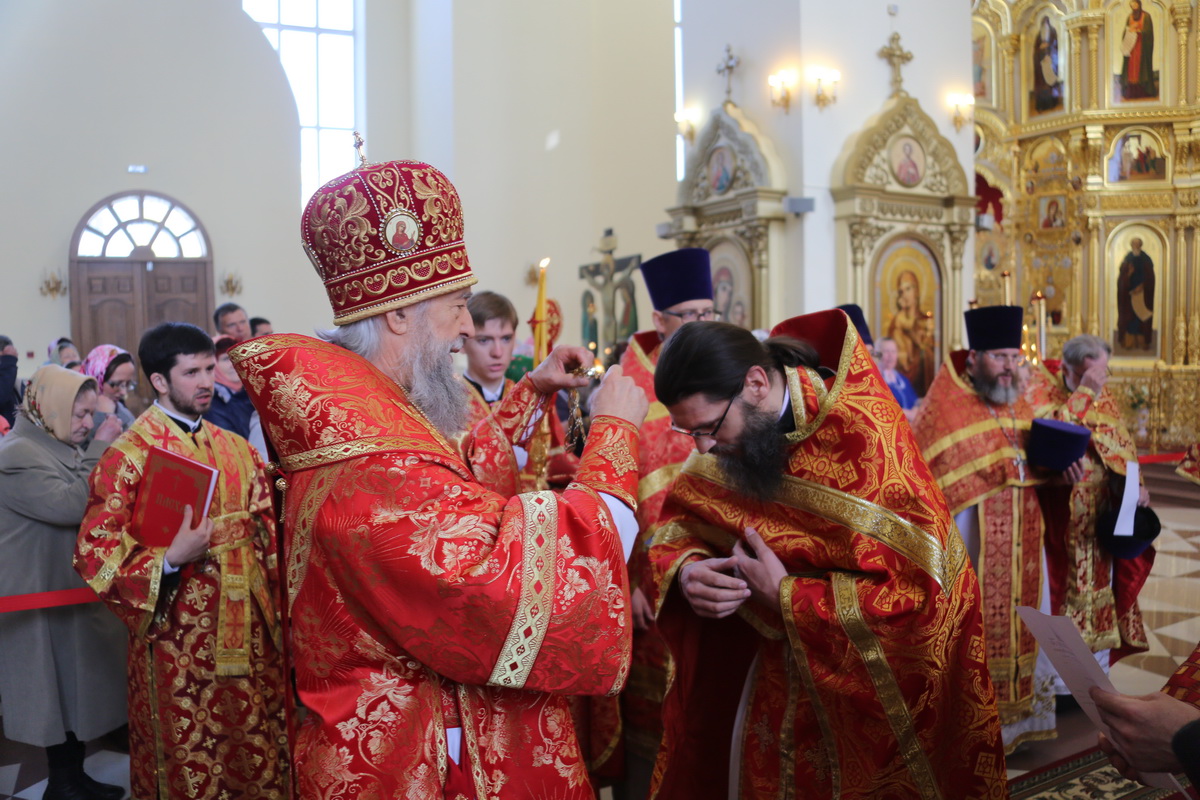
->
<box><xmin>872</xmin><ymin>235</ymin><xmax>944</xmax><ymax>396</ymax></box>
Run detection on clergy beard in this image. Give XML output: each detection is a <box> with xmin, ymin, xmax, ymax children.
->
<box><xmin>405</xmin><ymin>323</ymin><xmax>469</xmax><ymax>440</ymax></box>
<box><xmin>972</xmin><ymin>370</ymin><xmax>1025</xmax><ymax>405</ymax></box>
<box><xmin>713</xmin><ymin>401</ymin><xmax>789</xmax><ymax>503</ymax></box>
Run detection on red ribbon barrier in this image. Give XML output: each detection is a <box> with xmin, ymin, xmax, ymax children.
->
<box><xmin>0</xmin><ymin>587</ymin><xmax>99</xmax><ymax>614</ymax></box>
<box><xmin>1138</xmin><ymin>452</ymin><xmax>1187</xmax><ymax>465</ymax></box>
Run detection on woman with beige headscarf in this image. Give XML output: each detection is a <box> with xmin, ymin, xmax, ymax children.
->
<box><xmin>0</xmin><ymin>365</ymin><xmax>128</xmax><ymax>800</ymax></box>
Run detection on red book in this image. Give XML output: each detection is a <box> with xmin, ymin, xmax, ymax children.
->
<box><xmin>131</xmin><ymin>446</ymin><xmax>219</xmax><ymax>548</ymax></box>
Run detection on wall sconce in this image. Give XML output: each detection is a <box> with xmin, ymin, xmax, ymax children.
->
<box><xmin>220</xmin><ymin>272</ymin><xmax>243</xmax><ymax>297</ymax></box>
<box><xmin>768</xmin><ymin>69</ymin><xmax>799</xmax><ymax>113</ymax></box>
<box><xmin>674</xmin><ymin>108</ymin><xmax>701</xmax><ymax>144</ymax></box>
<box><xmin>805</xmin><ymin>66</ymin><xmax>840</xmax><ymax>109</ymax></box>
<box><xmin>948</xmin><ymin>93</ymin><xmax>975</xmax><ymax>132</ymax></box>
<box><xmin>39</xmin><ymin>271</ymin><xmax>68</xmax><ymax>299</ymax></box>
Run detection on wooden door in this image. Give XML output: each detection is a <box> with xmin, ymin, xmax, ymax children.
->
<box><xmin>69</xmin><ymin>193</ymin><xmax>214</xmax><ymax>412</ymax></box>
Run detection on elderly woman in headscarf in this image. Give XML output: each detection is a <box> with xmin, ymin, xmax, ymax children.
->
<box><xmin>82</xmin><ymin>344</ymin><xmax>137</xmax><ymax>432</ymax></box>
<box><xmin>0</xmin><ymin>365</ymin><xmax>128</xmax><ymax>800</ymax></box>
<box><xmin>45</xmin><ymin>337</ymin><xmax>82</xmax><ymax>370</ymax></box>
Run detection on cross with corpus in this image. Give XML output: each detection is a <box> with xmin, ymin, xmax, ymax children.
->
<box><xmin>717</xmin><ymin>44</ymin><xmax>740</xmax><ymax>102</ymax></box>
<box><xmin>878</xmin><ymin>33</ymin><xmax>913</xmax><ymax>97</ymax></box>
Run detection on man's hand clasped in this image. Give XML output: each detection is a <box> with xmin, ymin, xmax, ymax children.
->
<box><xmin>680</xmin><ymin>527</ymin><xmax>786</xmax><ymax>618</ymax></box>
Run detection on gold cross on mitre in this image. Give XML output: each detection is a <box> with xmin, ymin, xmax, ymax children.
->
<box><xmin>717</xmin><ymin>44</ymin><xmax>740</xmax><ymax>102</ymax></box>
<box><xmin>353</xmin><ymin>130</ymin><xmax>367</xmax><ymax>167</ymax></box>
<box><xmin>878</xmin><ymin>33</ymin><xmax>913</xmax><ymax>97</ymax></box>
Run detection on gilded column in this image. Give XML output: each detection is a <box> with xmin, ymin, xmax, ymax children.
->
<box><xmin>1087</xmin><ymin>25</ymin><xmax>1100</xmax><ymax>109</ymax></box>
<box><xmin>1070</xmin><ymin>27</ymin><xmax>1084</xmax><ymax>113</ymax></box>
<box><xmin>1087</xmin><ymin>216</ymin><xmax>1102</xmax><ymax>336</ymax></box>
<box><xmin>1191</xmin><ymin>219</ymin><xmax>1200</xmax><ymax>364</ymax></box>
<box><xmin>1004</xmin><ymin>34</ymin><xmax>1022</xmax><ymax>123</ymax></box>
<box><xmin>1173</xmin><ymin>5</ymin><xmax>1191</xmax><ymax>106</ymax></box>
<box><xmin>949</xmin><ymin>223</ymin><xmax>970</xmax><ymax>351</ymax></box>
<box><xmin>1174</xmin><ymin>223</ymin><xmax>1187</xmax><ymax>363</ymax></box>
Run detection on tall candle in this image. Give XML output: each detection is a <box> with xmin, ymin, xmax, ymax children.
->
<box><xmin>533</xmin><ymin>257</ymin><xmax>550</xmax><ymax>361</ymax></box>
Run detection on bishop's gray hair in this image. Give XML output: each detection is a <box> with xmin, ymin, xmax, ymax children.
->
<box><xmin>317</xmin><ymin>315</ymin><xmax>387</xmax><ymax>362</ymax></box>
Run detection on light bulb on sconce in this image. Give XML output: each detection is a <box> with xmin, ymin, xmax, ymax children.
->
<box><xmin>947</xmin><ymin>93</ymin><xmax>975</xmax><ymax>131</ymax></box>
<box><xmin>767</xmin><ymin>69</ymin><xmax>799</xmax><ymax>113</ymax></box>
<box><xmin>674</xmin><ymin>108</ymin><xmax>701</xmax><ymax>144</ymax></box>
<box><xmin>805</xmin><ymin>66</ymin><xmax>840</xmax><ymax>109</ymax></box>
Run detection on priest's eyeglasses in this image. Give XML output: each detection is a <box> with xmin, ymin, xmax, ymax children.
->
<box><xmin>981</xmin><ymin>351</ymin><xmax>1027</xmax><ymax>368</ymax></box>
<box><xmin>671</xmin><ymin>393</ymin><xmax>737</xmax><ymax>439</ymax></box>
<box><xmin>661</xmin><ymin>308</ymin><xmax>722</xmax><ymax>323</ymax></box>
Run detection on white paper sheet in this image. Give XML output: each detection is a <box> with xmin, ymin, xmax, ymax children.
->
<box><xmin>1016</xmin><ymin>606</ymin><xmax>1185</xmax><ymax>792</ymax></box>
<box><xmin>1113</xmin><ymin>460</ymin><xmax>1140</xmax><ymax>537</ymax></box>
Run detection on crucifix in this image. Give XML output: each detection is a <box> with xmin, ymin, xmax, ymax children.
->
<box><xmin>716</xmin><ymin>44</ymin><xmax>740</xmax><ymax>102</ymax></box>
<box><xmin>878</xmin><ymin>33</ymin><xmax>913</xmax><ymax>97</ymax></box>
<box><xmin>353</xmin><ymin>130</ymin><xmax>367</xmax><ymax>167</ymax></box>
<box><xmin>579</xmin><ymin>229</ymin><xmax>640</xmax><ymax>366</ymax></box>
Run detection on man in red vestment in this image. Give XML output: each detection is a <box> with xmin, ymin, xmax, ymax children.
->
<box><xmin>912</xmin><ymin>305</ymin><xmax>1060</xmax><ymax>754</ymax></box>
<box><xmin>232</xmin><ymin>157</ymin><xmax>649</xmax><ymax>799</ymax></box>
<box><xmin>643</xmin><ymin>312</ymin><xmax>1007</xmax><ymax>799</ymax></box>
<box><xmin>1031</xmin><ymin>334</ymin><xmax>1153</xmax><ymax>677</ymax></box>
<box><xmin>604</xmin><ymin>248</ymin><xmax>712</xmax><ymax>787</ymax></box>
<box><xmin>75</xmin><ymin>322</ymin><xmax>290</xmax><ymax>800</ymax></box>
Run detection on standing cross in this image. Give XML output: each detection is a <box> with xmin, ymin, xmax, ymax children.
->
<box><xmin>878</xmin><ymin>33</ymin><xmax>913</xmax><ymax>97</ymax></box>
<box><xmin>716</xmin><ymin>44</ymin><xmax>740</xmax><ymax>102</ymax></box>
<box><xmin>353</xmin><ymin>130</ymin><xmax>367</xmax><ymax>167</ymax></box>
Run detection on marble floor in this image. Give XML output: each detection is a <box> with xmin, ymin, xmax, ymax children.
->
<box><xmin>1006</xmin><ymin>504</ymin><xmax>1200</xmax><ymax>779</ymax></box>
<box><xmin>3</xmin><ymin>507</ymin><xmax>1198</xmax><ymax>799</ymax></box>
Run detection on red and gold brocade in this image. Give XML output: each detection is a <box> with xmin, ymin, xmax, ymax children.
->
<box><xmin>232</xmin><ymin>334</ymin><xmax>641</xmax><ymax>800</ymax></box>
<box><xmin>1178</xmin><ymin>443</ymin><xmax>1200</xmax><ymax>486</ymax></box>
<box><xmin>74</xmin><ymin>407</ymin><xmax>290</xmax><ymax>800</ymax></box>
<box><xmin>1032</xmin><ymin>365</ymin><xmax>1152</xmax><ymax>661</ymax></box>
<box><xmin>911</xmin><ymin>352</ymin><xmax>1047</xmax><ymax>739</ymax></box>
<box><xmin>613</xmin><ymin>331</ymin><xmax>694</xmax><ymax>763</ymax></box>
<box><xmin>1165</xmin><ymin>641</ymin><xmax>1200</xmax><ymax>708</ymax></box>
<box><xmin>646</xmin><ymin>314</ymin><xmax>1007</xmax><ymax>800</ymax></box>
<box><xmin>461</xmin><ymin>376</ymin><xmax>523</xmax><ymax>498</ymax></box>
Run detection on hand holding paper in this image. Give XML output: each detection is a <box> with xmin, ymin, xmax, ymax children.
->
<box><xmin>1016</xmin><ymin>607</ymin><xmax>1186</xmax><ymax>792</ymax></box>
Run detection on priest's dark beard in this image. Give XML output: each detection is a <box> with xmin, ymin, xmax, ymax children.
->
<box><xmin>713</xmin><ymin>401</ymin><xmax>789</xmax><ymax>503</ymax></box>
<box><xmin>406</xmin><ymin>323</ymin><xmax>469</xmax><ymax>440</ymax></box>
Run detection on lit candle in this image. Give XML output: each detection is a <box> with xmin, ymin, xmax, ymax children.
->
<box><xmin>1033</xmin><ymin>290</ymin><xmax>1047</xmax><ymax>359</ymax></box>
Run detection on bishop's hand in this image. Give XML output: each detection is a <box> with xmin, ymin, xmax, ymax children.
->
<box><xmin>528</xmin><ymin>345</ymin><xmax>594</xmax><ymax>394</ymax></box>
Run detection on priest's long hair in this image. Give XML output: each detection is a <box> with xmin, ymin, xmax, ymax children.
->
<box><xmin>655</xmin><ymin>321</ymin><xmax>818</xmax><ymax>405</ymax></box>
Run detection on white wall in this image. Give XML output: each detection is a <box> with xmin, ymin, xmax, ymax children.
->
<box><xmin>0</xmin><ymin>0</ymin><xmax>677</xmax><ymax>377</ymax></box>
<box><xmin>446</xmin><ymin>0</ymin><xmax>677</xmax><ymax>349</ymax></box>
<box><xmin>0</xmin><ymin>0</ymin><xmax>319</xmax><ymax>379</ymax></box>
<box><xmin>680</xmin><ymin>0</ymin><xmax>976</xmax><ymax>321</ymax></box>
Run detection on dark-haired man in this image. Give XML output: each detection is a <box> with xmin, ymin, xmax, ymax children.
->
<box><xmin>75</xmin><ymin>321</ymin><xmax>289</xmax><ymax>800</ymax></box>
<box><xmin>213</xmin><ymin>302</ymin><xmax>251</xmax><ymax>343</ymax></box>
<box><xmin>250</xmin><ymin>316</ymin><xmax>273</xmax><ymax>337</ymax></box>
<box><xmin>643</xmin><ymin>312</ymin><xmax>1006</xmax><ymax>799</ymax></box>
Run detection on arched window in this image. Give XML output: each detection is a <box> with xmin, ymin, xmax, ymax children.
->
<box><xmin>242</xmin><ymin>0</ymin><xmax>359</xmax><ymax>203</ymax></box>
<box><xmin>75</xmin><ymin>193</ymin><xmax>208</xmax><ymax>259</ymax></box>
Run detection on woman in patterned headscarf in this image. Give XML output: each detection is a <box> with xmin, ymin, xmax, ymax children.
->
<box><xmin>0</xmin><ymin>365</ymin><xmax>128</xmax><ymax>800</ymax></box>
<box><xmin>82</xmin><ymin>344</ymin><xmax>137</xmax><ymax>432</ymax></box>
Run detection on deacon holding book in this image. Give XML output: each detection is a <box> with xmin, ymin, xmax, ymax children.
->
<box><xmin>75</xmin><ymin>322</ymin><xmax>290</xmax><ymax>800</ymax></box>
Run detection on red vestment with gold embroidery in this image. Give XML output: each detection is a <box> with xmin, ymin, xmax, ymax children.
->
<box><xmin>75</xmin><ymin>406</ymin><xmax>290</xmax><ymax>800</ymax></box>
<box><xmin>1030</xmin><ymin>366</ymin><xmax>1152</xmax><ymax>662</ymax></box>
<box><xmin>1178</xmin><ymin>443</ymin><xmax>1200</xmax><ymax>486</ymax></box>
<box><xmin>233</xmin><ymin>334</ymin><xmax>641</xmax><ymax>800</ymax></box>
<box><xmin>913</xmin><ymin>352</ymin><xmax>1051</xmax><ymax>752</ymax></box>
<box><xmin>646</xmin><ymin>314</ymin><xmax>1007</xmax><ymax>800</ymax></box>
<box><xmin>615</xmin><ymin>331</ymin><xmax>693</xmax><ymax>763</ymax></box>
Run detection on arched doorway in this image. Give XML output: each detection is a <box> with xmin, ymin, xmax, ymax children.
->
<box><xmin>69</xmin><ymin>191</ymin><xmax>214</xmax><ymax>411</ymax></box>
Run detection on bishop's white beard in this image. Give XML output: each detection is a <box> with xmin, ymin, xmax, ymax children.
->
<box><xmin>404</xmin><ymin>320</ymin><xmax>470</xmax><ymax>440</ymax></box>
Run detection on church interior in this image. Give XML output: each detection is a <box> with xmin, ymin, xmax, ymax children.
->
<box><xmin>1</xmin><ymin>0</ymin><xmax>1199</xmax><ymax>796</ymax></box>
